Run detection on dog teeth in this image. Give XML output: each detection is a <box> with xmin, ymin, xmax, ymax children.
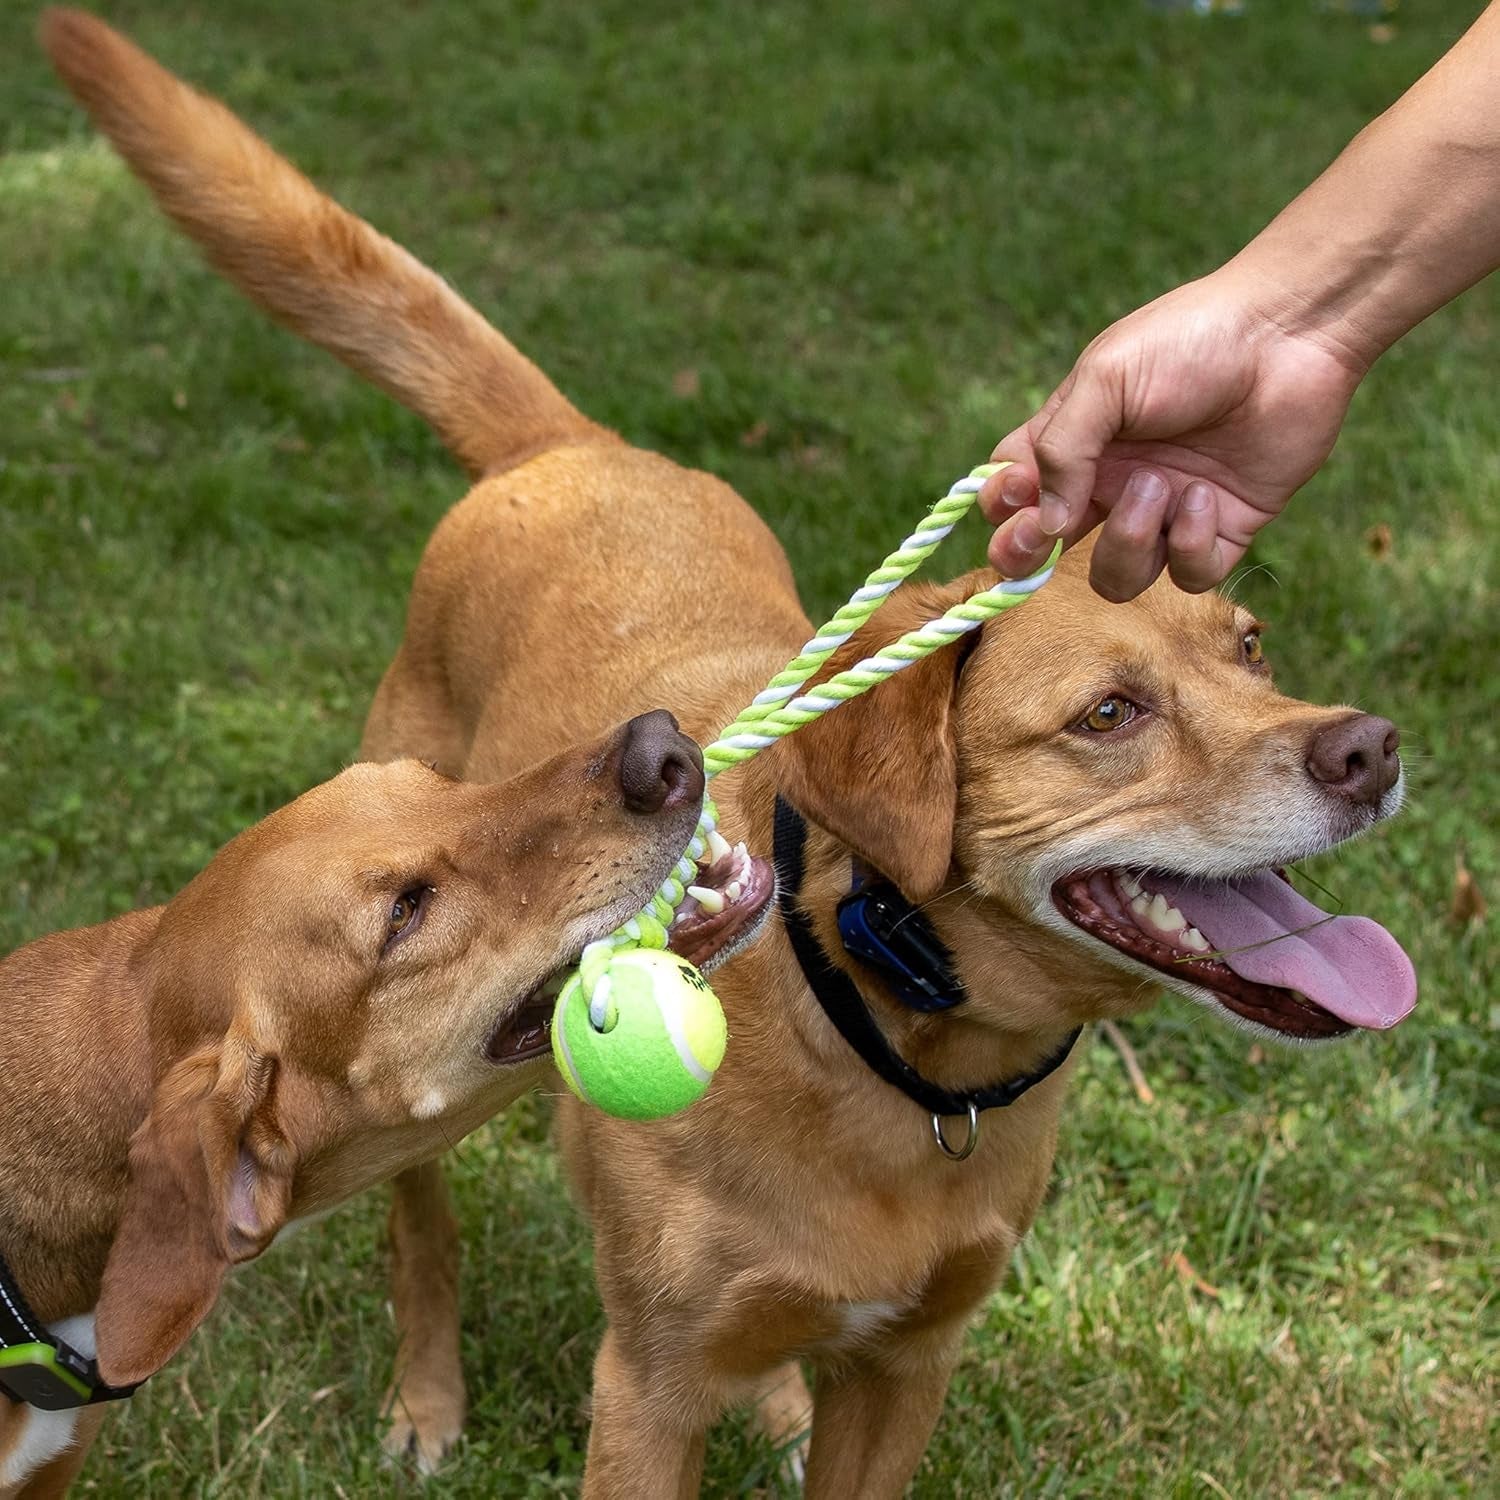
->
<box><xmin>705</xmin><ymin>828</ymin><xmax>733</xmax><ymax>866</ymax></box>
<box><xmin>1130</xmin><ymin>888</ymin><xmax>1195</xmax><ymax>943</ymax></box>
<box><xmin>1148</xmin><ymin>893</ymin><xmax>1186</xmax><ymax>932</ymax></box>
<box><xmin>687</xmin><ymin>884</ymin><xmax>724</xmax><ymax>915</ymax></box>
<box><xmin>725</xmin><ymin>879</ymin><xmax>743</xmax><ymax>901</ymax></box>
<box><xmin>1119</xmin><ymin>871</ymin><xmax>1144</xmax><ymax>900</ymax></box>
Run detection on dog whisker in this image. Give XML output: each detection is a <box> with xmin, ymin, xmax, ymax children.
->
<box><xmin>1222</xmin><ymin>561</ymin><xmax>1281</xmax><ymax>600</ymax></box>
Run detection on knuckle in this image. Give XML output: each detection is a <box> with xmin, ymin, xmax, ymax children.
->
<box><xmin>1167</xmin><ymin>522</ymin><xmax>1211</xmax><ymax>557</ymax></box>
<box><xmin>1032</xmin><ymin>433</ymin><xmax>1071</xmax><ymax>471</ymax></box>
<box><xmin>1113</xmin><ymin>517</ymin><xmax>1160</xmax><ymax>547</ymax></box>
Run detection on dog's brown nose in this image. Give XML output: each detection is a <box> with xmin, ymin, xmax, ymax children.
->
<box><xmin>617</xmin><ymin>710</ymin><xmax>705</xmax><ymax>815</ymax></box>
<box><xmin>1306</xmin><ymin>713</ymin><xmax>1401</xmax><ymax>806</ymax></box>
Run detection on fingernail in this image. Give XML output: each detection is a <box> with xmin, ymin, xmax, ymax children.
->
<box><xmin>1038</xmin><ymin>491</ymin><xmax>1070</xmax><ymax>536</ymax></box>
<box><xmin>1012</xmin><ymin>512</ymin><xmax>1046</xmax><ymax>554</ymax></box>
<box><xmin>999</xmin><ymin>470</ymin><xmax>1031</xmax><ymax>508</ymax></box>
<box><xmin>1183</xmin><ymin>482</ymin><xmax>1213</xmax><ymax>513</ymax></box>
<box><xmin>1126</xmin><ymin>468</ymin><xmax>1168</xmax><ymax>505</ymax></box>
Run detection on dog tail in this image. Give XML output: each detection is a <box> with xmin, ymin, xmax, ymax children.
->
<box><xmin>40</xmin><ymin>8</ymin><xmax>602</xmax><ymax>477</ymax></box>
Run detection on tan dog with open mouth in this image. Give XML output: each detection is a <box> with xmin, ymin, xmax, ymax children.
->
<box><xmin>44</xmin><ymin>10</ymin><xmax>1419</xmax><ymax>1493</ymax></box>
<box><xmin>0</xmin><ymin>710</ymin><xmax>707</xmax><ymax>1498</ymax></box>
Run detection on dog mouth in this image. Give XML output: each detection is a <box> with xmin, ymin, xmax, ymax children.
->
<box><xmin>666</xmin><ymin>828</ymin><xmax>775</xmax><ymax>972</ymax></box>
<box><xmin>1053</xmin><ymin>866</ymin><xmax>1417</xmax><ymax>1041</ymax></box>
<box><xmin>485</xmin><ymin>989</ymin><xmax>557</xmax><ymax>1064</ymax></box>
<box><xmin>484</xmin><ymin>829</ymin><xmax>774</xmax><ymax>1064</ymax></box>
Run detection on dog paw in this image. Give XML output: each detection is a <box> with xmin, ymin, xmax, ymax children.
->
<box><xmin>753</xmin><ymin>1362</ymin><xmax>811</xmax><ymax>1494</ymax></box>
<box><xmin>773</xmin><ymin>1442</ymin><xmax>808</xmax><ymax>1494</ymax></box>
<box><xmin>380</xmin><ymin>1390</ymin><xmax>464</xmax><ymax>1476</ymax></box>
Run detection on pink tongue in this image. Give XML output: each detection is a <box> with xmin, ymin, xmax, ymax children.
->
<box><xmin>1150</xmin><ymin>870</ymin><xmax>1416</xmax><ymax>1030</ymax></box>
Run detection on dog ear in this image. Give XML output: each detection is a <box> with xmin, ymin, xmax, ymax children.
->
<box><xmin>95</xmin><ymin>1039</ymin><xmax>298</xmax><ymax>1387</ymax></box>
<box><xmin>772</xmin><ymin>577</ymin><xmax>975</xmax><ymax>903</ymax></box>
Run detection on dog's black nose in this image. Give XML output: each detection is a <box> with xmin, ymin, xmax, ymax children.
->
<box><xmin>1306</xmin><ymin>713</ymin><xmax>1401</xmax><ymax>806</ymax></box>
<box><xmin>616</xmin><ymin>710</ymin><xmax>704</xmax><ymax>815</ymax></box>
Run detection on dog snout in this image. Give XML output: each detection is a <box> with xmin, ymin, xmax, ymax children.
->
<box><xmin>1306</xmin><ymin>713</ymin><xmax>1400</xmax><ymax>806</ymax></box>
<box><xmin>616</xmin><ymin>710</ymin><xmax>705</xmax><ymax>815</ymax></box>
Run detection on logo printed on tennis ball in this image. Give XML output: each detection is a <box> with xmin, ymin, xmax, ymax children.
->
<box><xmin>552</xmin><ymin>948</ymin><xmax>728</xmax><ymax>1121</ymax></box>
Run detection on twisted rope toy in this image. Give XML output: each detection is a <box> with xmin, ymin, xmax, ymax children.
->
<box><xmin>555</xmin><ymin>462</ymin><xmax>1061</xmax><ymax>1108</ymax></box>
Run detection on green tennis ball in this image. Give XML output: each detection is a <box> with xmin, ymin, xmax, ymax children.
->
<box><xmin>551</xmin><ymin>948</ymin><xmax>727</xmax><ymax>1121</ymax></box>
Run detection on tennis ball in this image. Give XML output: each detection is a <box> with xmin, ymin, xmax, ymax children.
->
<box><xmin>551</xmin><ymin>948</ymin><xmax>727</xmax><ymax>1121</ymax></box>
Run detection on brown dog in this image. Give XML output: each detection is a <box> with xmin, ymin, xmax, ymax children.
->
<box><xmin>0</xmin><ymin>703</ymin><xmax>705</xmax><ymax>1500</ymax></box>
<box><xmin>44</xmin><ymin>10</ymin><xmax>1419</xmax><ymax>1493</ymax></box>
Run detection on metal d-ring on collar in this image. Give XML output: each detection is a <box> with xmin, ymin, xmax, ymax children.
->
<box><xmin>772</xmin><ymin>797</ymin><xmax>1080</xmax><ymax>1160</ymax></box>
<box><xmin>931</xmin><ymin>1101</ymin><xmax>982</xmax><ymax>1161</ymax></box>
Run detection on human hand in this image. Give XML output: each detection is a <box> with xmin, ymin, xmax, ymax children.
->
<box><xmin>981</xmin><ymin>270</ymin><xmax>1367</xmax><ymax>600</ymax></box>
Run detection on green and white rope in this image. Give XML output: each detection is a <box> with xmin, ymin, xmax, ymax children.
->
<box><xmin>576</xmin><ymin>461</ymin><xmax>1059</xmax><ymax>1029</ymax></box>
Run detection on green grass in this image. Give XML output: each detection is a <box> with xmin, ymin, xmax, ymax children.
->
<box><xmin>1</xmin><ymin>1</ymin><xmax>1494</xmax><ymax>1494</ymax></box>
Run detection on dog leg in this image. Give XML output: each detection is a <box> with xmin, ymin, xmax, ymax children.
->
<box><xmin>801</xmin><ymin>1346</ymin><xmax>957</xmax><ymax>1500</ymax></box>
<box><xmin>751</xmin><ymin>1362</ymin><xmax>812</xmax><ymax>1490</ymax></box>
<box><xmin>582</xmin><ymin>1330</ymin><xmax>707</xmax><ymax>1500</ymax></box>
<box><xmin>381</xmin><ymin>1160</ymin><xmax>465</xmax><ymax>1474</ymax></box>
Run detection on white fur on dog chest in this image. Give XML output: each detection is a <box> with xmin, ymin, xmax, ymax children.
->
<box><xmin>830</xmin><ymin>1298</ymin><xmax>910</xmax><ymax>1349</ymax></box>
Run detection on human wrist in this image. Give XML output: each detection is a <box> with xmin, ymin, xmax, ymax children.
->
<box><xmin>1219</xmin><ymin>220</ymin><xmax>1403</xmax><ymax>379</ymax></box>
<box><xmin>1221</xmin><ymin>106</ymin><xmax>1500</xmax><ymax>376</ymax></box>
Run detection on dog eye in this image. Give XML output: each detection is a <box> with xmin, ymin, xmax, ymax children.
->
<box><xmin>1242</xmin><ymin>630</ymin><xmax>1266</xmax><ymax>667</ymax></box>
<box><xmin>386</xmin><ymin>886</ymin><xmax>431</xmax><ymax>946</ymax></box>
<box><xmin>1080</xmin><ymin>696</ymin><xmax>1136</xmax><ymax>733</ymax></box>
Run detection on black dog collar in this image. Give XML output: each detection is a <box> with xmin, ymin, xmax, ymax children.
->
<box><xmin>0</xmin><ymin>1249</ymin><xmax>137</xmax><ymax>1410</ymax></box>
<box><xmin>772</xmin><ymin>796</ymin><xmax>1079</xmax><ymax>1158</ymax></box>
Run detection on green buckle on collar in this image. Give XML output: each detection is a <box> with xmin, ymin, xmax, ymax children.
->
<box><xmin>0</xmin><ymin>1342</ymin><xmax>95</xmax><ymax>1410</ymax></box>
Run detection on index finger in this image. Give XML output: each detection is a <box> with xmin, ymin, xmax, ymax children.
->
<box><xmin>978</xmin><ymin>381</ymin><xmax>1070</xmax><ymax>523</ymax></box>
<box><xmin>978</xmin><ymin>436</ymin><xmax>1038</xmax><ymax>521</ymax></box>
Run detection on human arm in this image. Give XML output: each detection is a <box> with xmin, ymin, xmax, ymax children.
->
<box><xmin>983</xmin><ymin>1</ymin><xmax>1500</xmax><ymax>600</ymax></box>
